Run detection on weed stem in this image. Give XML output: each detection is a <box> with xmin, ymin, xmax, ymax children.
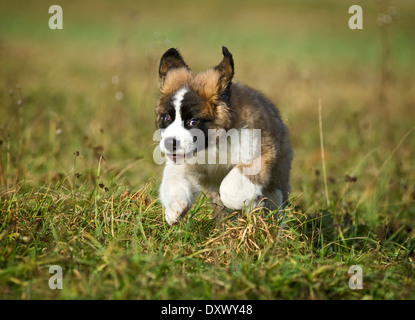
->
<box><xmin>318</xmin><ymin>99</ymin><xmax>330</xmax><ymax>208</ymax></box>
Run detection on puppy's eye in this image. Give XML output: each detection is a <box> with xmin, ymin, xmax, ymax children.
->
<box><xmin>187</xmin><ymin>118</ymin><xmax>199</xmax><ymax>127</ymax></box>
<box><xmin>163</xmin><ymin>115</ymin><xmax>172</xmax><ymax>125</ymax></box>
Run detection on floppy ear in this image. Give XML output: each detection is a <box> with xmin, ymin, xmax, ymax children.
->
<box><xmin>214</xmin><ymin>46</ymin><xmax>234</xmax><ymax>94</ymax></box>
<box><xmin>158</xmin><ymin>48</ymin><xmax>190</xmax><ymax>87</ymax></box>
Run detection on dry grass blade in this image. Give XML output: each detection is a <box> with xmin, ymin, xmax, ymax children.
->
<box><xmin>318</xmin><ymin>98</ymin><xmax>330</xmax><ymax>208</ymax></box>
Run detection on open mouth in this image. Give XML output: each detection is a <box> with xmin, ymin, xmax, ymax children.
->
<box><xmin>166</xmin><ymin>151</ymin><xmax>196</xmax><ymax>162</ymax></box>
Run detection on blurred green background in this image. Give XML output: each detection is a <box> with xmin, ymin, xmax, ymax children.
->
<box><xmin>1</xmin><ymin>0</ymin><xmax>414</xmax><ymax>215</ymax></box>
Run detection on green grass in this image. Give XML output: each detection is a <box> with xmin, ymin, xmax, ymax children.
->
<box><xmin>0</xmin><ymin>0</ymin><xmax>414</xmax><ymax>299</ymax></box>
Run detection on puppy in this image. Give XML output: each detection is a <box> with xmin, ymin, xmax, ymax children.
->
<box><xmin>155</xmin><ymin>47</ymin><xmax>292</xmax><ymax>225</ymax></box>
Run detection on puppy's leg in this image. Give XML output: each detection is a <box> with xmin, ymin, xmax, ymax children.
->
<box><xmin>219</xmin><ymin>143</ymin><xmax>276</xmax><ymax>211</ymax></box>
<box><xmin>209</xmin><ymin>190</ymin><xmax>231</xmax><ymax>221</ymax></box>
<box><xmin>159</xmin><ymin>164</ymin><xmax>200</xmax><ymax>225</ymax></box>
<box><xmin>219</xmin><ymin>166</ymin><xmax>263</xmax><ymax>211</ymax></box>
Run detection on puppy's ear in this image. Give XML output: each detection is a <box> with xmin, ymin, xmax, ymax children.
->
<box><xmin>159</xmin><ymin>48</ymin><xmax>190</xmax><ymax>86</ymax></box>
<box><xmin>214</xmin><ymin>46</ymin><xmax>234</xmax><ymax>94</ymax></box>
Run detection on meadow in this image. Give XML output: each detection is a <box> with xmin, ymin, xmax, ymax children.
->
<box><xmin>0</xmin><ymin>0</ymin><xmax>414</xmax><ymax>299</ymax></box>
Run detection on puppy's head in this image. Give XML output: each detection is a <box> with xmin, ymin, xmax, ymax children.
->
<box><xmin>155</xmin><ymin>47</ymin><xmax>235</xmax><ymax>163</ymax></box>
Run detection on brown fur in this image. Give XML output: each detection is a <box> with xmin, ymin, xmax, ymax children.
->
<box><xmin>227</xmin><ymin>82</ymin><xmax>293</xmax><ymax>203</ymax></box>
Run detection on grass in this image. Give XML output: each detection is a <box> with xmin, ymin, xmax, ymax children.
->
<box><xmin>0</xmin><ymin>0</ymin><xmax>414</xmax><ymax>299</ymax></box>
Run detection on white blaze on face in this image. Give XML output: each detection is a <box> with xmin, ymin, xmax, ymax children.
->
<box><xmin>160</xmin><ymin>87</ymin><xmax>195</xmax><ymax>159</ymax></box>
<box><xmin>172</xmin><ymin>87</ymin><xmax>187</xmax><ymax>126</ymax></box>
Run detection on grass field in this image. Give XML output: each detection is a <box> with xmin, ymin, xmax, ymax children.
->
<box><xmin>0</xmin><ymin>0</ymin><xmax>414</xmax><ymax>300</ymax></box>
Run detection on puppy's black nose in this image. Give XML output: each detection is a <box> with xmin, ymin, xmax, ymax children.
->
<box><xmin>164</xmin><ymin>138</ymin><xmax>180</xmax><ymax>153</ymax></box>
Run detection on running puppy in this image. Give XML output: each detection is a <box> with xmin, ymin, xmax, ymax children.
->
<box><xmin>155</xmin><ymin>47</ymin><xmax>292</xmax><ymax>225</ymax></box>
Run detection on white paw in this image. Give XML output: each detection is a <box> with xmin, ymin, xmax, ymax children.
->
<box><xmin>219</xmin><ymin>168</ymin><xmax>263</xmax><ymax>210</ymax></box>
<box><xmin>165</xmin><ymin>199</ymin><xmax>189</xmax><ymax>225</ymax></box>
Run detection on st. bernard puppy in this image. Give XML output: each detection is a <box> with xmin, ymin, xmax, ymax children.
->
<box><xmin>155</xmin><ymin>47</ymin><xmax>292</xmax><ymax>225</ymax></box>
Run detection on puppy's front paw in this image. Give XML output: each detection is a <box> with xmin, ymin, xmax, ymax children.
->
<box><xmin>219</xmin><ymin>168</ymin><xmax>263</xmax><ymax>211</ymax></box>
<box><xmin>165</xmin><ymin>199</ymin><xmax>189</xmax><ymax>225</ymax></box>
